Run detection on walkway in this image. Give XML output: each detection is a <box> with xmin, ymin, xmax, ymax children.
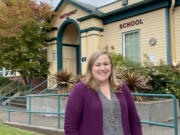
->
<box><xmin>0</xmin><ymin>105</ymin><xmax>179</xmax><ymax>135</ymax></box>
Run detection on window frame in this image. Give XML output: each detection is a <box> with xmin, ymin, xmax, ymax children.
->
<box><xmin>122</xmin><ymin>29</ymin><xmax>141</xmax><ymax>63</ymax></box>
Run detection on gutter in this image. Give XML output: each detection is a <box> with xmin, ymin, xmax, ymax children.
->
<box><xmin>170</xmin><ymin>0</ymin><xmax>176</xmax><ymax>65</ymax></box>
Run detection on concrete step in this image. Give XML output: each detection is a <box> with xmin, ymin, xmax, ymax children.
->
<box><xmin>11</xmin><ymin>98</ymin><xmax>26</xmax><ymax>104</ymax></box>
<box><xmin>9</xmin><ymin>102</ymin><xmax>26</xmax><ymax>108</ymax></box>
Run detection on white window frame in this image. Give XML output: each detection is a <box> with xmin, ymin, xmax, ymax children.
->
<box><xmin>122</xmin><ymin>29</ymin><xmax>141</xmax><ymax>63</ymax></box>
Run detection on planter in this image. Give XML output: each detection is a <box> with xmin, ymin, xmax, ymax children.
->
<box><xmin>135</xmin><ymin>99</ymin><xmax>179</xmax><ymax>122</ymax></box>
<box><xmin>26</xmin><ymin>95</ymin><xmax>68</xmax><ymax>116</ymax></box>
<box><xmin>27</xmin><ymin>95</ymin><xmax>179</xmax><ymax>126</ymax></box>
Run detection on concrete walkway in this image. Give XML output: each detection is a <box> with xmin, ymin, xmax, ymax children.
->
<box><xmin>0</xmin><ymin>105</ymin><xmax>179</xmax><ymax>135</ymax></box>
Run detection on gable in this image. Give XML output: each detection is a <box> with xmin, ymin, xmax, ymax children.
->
<box><xmin>50</xmin><ymin>1</ymin><xmax>89</xmax><ymax>27</ymax></box>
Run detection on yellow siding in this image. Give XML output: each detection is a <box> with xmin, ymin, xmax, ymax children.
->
<box><xmin>103</xmin><ymin>9</ymin><xmax>167</xmax><ymax>65</ymax></box>
<box><xmin>98</xmin><ymin>0</ymin><xmax>143</xmax><ymax>13</ymax></box>
<box><xmin>80</xmin><ymin>18</ymin><xmax>104</xmax><ymax>30</ymax></box>
<box><xmin>174</xmin><ymin>6</ymin><xmax>180</xmax><ymax>64</ymax></box>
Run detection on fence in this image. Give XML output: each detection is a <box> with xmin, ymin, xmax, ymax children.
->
<box><xmin>0</xmin><ymin>93</ymin><xmax>179</xmax><ymax>135</ymax></box>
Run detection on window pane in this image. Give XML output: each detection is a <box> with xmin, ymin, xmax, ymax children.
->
<box><xmin>124</xmin><ymin>31</ymin><xmax>140</xmax><ymax>63</ymax></box>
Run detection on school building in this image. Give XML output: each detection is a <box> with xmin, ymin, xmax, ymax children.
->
<box><xmin>46</xmin><ymin>0</ymin><xmax>180</xmax><ymax>75</ymax></box>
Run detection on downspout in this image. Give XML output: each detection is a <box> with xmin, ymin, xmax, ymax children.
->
<box><xmin>170</xmin><ymin>0</ymin><xmax>176</xmax><ymax>65</ymax></box>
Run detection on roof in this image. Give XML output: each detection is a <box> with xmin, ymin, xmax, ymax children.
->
<box><xmin>54</xmin><ymin>0</ymin><xmax>104</xmax><ymax>16</ymax></box>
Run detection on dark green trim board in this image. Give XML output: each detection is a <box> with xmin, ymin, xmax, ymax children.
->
<box><xmin>165</xmin><ymin>7</ymin><xmax>171</xmax><ymax>65</ymax></box>
<box><xmin>62</xmin><ymin>43</ymin><xmax>79</xmax><ymax>47</ymax></box>
<box><xmin>175</xmin><ymin>0</ymin><xmax>180</xmax><ymax>6</ymax></box>
<box><xmin>80</xmin><ymin>34</ymin><xmax>103</xmax><ymax>38</ymax></box>
<box><xmin>80</xmin><ymin>27</ymin><xmax>104</xmax><ymax>33</ymax></box>
<box><xmin>55</xmin><ymin>0</ymin><xmax>92</xmax><ymax>14</ymax></box>
<box><xmin>46</xmin><ymin>37</ymin><xmax>57</xmax><ymax>42</ymax></box>
<box><xmin>103</xmin><ymin>0</ymin><xmax>169</xmax><ymax>24</ymax></box>
<box><xmin>57</xmin><ymin>18</ymin><xmax>82</xmax><ymax>74</ymax></box>
<box><xmin>77</xmin><ymin>15</ymin><xmax>99</xmax><ymax>22</ymax></box>
<box><xmin>46</xmin><ymin>27</ymin><xmax>58</xmax><ymax>32</ymax></box>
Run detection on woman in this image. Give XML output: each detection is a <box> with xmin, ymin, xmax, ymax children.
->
<box><xmin>64</xmin><ymin>50</ymin><xmax>142</xmax><ymax>135</ymax></box>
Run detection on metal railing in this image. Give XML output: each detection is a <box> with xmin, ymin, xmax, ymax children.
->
<box><xmin>0</xmin><ymin>80</ymin><xmax>27</xmax><ymax>104</ymax></box>
<box><xmin>133</xmin><ymin>93</ymin><xmax>178</xmax><ymax>135</ymax></box>
<box><xmin>1</xmin><ymin>94</ymin><xmax>70</xmax><ymax>129</ymax></box>
<box><xmin>1</xmin><ymin>93</ymin><xmax>178</xmax><ymax>134</ymax></box>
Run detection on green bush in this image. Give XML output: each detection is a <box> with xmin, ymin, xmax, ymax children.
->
<box><xmin>109</xmin><ymin>51</ymin><xmax>180</xmax><ymax>99</ymax></box>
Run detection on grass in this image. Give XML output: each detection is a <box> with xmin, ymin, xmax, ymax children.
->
<box><xmin>0</xmin><ymin>123</ymin><xmax>41</xmax><ymax>135</ymax></box>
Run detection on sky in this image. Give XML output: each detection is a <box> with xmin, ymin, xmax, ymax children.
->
<box><xmin>39</xmin><ymin>0</ymin><xmax>116</xmax><ymax>8</ymax></box>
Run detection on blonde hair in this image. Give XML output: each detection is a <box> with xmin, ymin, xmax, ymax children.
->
<box><xmin>82</xmin><ymin>50</ymin><xmax>122</xmax><ymax>93</ymax></box>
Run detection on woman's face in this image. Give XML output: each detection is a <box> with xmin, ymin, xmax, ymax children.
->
<box><xmin>92</xmin><ymin>54</ymin><xmax>112</xmax><ymax>85</ymax></box>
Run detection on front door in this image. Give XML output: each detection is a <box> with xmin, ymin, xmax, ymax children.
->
<box><xmin>62</xmin><ymin>46</ymin><xmax>77</xmax><ymax>75</ymax></box>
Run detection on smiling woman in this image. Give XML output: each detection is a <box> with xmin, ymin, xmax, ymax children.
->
<box><xmin>64</xmin><ymin>50</ymin><xmax>142</xmax><ymax>135</ymax></box>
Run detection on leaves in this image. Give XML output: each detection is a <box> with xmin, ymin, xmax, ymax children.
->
<box><xmin>0</xmin><ymin>0</ymin><xmax>53</xmax><ymax>83</ymax></box>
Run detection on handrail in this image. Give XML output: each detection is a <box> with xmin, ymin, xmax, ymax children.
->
<box><xmin>25</xmin><ymin>79</ymin><xmax>47</xmax><ymax>95</ymax></box>
<box><xmin>1</xmin><ymin>94</ymin><xmax>70</xmax><ymax>129</ymax></box>
<box><xmin>25</xmin><ymin>76</ymin><xmax>58</xmax><ymax>95</ymax></box>
<box><xmin>133</xmin><ymin>93</ymin><xmax>178</xmax><ymax>135</ymax></box>
<box><xmin>1</xmin><ymin>93</ymin><xmax>178</xmax><ymax>134</ymax></box>
<box><xmin>0</xmin><ymin>80</ymin><xmax>19</xmax><ymax>103</ymax></box>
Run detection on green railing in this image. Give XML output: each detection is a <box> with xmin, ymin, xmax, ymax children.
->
<box><xmin>0</xmin><ymin>80</ymin><xmax>28</xmax><ymax>104</ymax></box>
<box><xmin>133</xmin><ymin>93</ymin><xmax>178</xmax><ymax>135</ymax></box>
<box><xmin>1</xmin><ymin>93</ymin><xmax>178</xmax><ymax>134</ymax></box>
<box><xmin>1</xmin><ymin>94</ymin><xmax>70</xmax><ymax>129</ymax></box>
<box><xmin>25</xmin><ymin>76</ymin><xmax>57</xmax><ymax>95</ymax></box>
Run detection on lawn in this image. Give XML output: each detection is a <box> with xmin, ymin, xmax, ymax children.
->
<box><xmin>0</xmin><ymin>123</ymin><xmax>41</xmax><ymax>135</ymax></box>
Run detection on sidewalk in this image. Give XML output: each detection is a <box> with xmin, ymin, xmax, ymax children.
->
<box><xmin>0</xmin><ymin>105</ymin><xmax>179</xmax><ymax>135</ymax></box>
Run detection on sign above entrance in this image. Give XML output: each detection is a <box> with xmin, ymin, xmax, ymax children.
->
<box><xmin>60</xmin><ymin>9</ymin><xmax>78</xmax><ymax>19</ymax></box>
<box><xmin>119</xmin><ymin>19</ymin><xmax>143</xmax><ymax>29</ymax></box>
<box><xmin>81</xmin><ymin>57</ymin><xmax>86</xmax><ymax>62</ymax></box>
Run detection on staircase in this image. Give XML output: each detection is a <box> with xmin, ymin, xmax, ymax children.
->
<box><xmin>5</xmin><ymin>92</ymin><xmax>26</xmax><ymax>109</ymax></box>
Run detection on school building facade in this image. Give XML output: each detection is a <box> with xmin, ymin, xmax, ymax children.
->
<box><xmin>46</xmin><ymin>0</ymin><xmax>180</xmax><ymax>75</ymax></box>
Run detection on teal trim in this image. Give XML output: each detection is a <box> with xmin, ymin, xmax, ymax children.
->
<box><xmin>77</xmin><ymin>15</ymin><xmax>95</xmax><ymax>22</ymax></box>
<box><xmin>62</xmin><ymin>43</ymin><xmax>78</xmax><ymax>47</ymax></box>
<box><xmin>103</xmin><ymin>0</ymin><xmax>169</xmax><ymax>24</ymax></box>
<box><xmin>57</xmin><ymin>18</ymin><xmax>81</xmax><ymax>74</ymax></box>
<box><xmin>80</xmin><ymin>27</ymin><xmax>104</xmax><ymax>33</ymax></box>
<box><xmin>55</xmin><ymin>0</ymin><xmax>92</xmax><ymax>14</ymax></box>
<box><xmin>165</xmin><ymin>8</ymin><xmax>171</xmax><ymax>65</ymax></box>
<box><xmin>54</xmin><ymin>0</ymin><xmax>65</xmax><ymax>12</ymax></box>
<box><xmin>46</xmin><ymin>27</ymin><xmax>58</xmax><ymax>32</ymax></box>
<box><xmin>45</xmin><ymin>43</ymin><xmax>57</xmax><ymax>47</ymax></box>
<box><xmin>46</xmin><ymin>37</ymin><xmax>57</xmax><ymax>42</ymax></box>
<box><xmin>175</xmin><ymin>0</ymin><xmax>180</xmax><ymax>6</ymax></box>
<box><xmin>86</xmin><ymin>34</ymin><xmax>102</xmax><ymax>37</ymax></box>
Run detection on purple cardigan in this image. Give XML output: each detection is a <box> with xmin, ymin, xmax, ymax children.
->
<box><xmin>64</xmin><ymin>82</ymin><xmax>142</xmax><ymax>135</ymax></box>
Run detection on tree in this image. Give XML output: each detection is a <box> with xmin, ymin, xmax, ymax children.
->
<box><xmin>0</xmin><ymin>0</ymin><xmax>54</xmax><ymax>87</ymax></box>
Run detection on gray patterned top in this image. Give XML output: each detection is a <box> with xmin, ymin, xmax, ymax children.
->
<box><xmin>98</xmin><ymin>90</ymin><xmax>124</xmax><ymax>135</ymax></box>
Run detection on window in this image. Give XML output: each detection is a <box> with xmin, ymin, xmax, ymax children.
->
<box><xmin>122</xmin><ymin>30</ymin><xmax>140</xmax><ymax>63</ymax></box>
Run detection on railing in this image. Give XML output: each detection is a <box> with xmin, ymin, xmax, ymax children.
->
<box><xmin>1</xmin><ymin>94</ymin><xmax>70</xmax><ymax>129</ymax></box>
<box><xmin>1</xmin><ymin>93</ymin><xmax>178</xmax><ymax>134</ymax></box>
<box><xmin>133</xmin><ymin>93</ymin><xmax>178</xmax><ymax>135</ymax></box>
<box><xmin>25</xmin><ymin>76</ymin><xmax>57</xmax><ymax>95</ymax></box>
<box><xmin>0</xmin><ymin>80</ymin><xmax>27</xmax><ymax>104</ymax></box>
